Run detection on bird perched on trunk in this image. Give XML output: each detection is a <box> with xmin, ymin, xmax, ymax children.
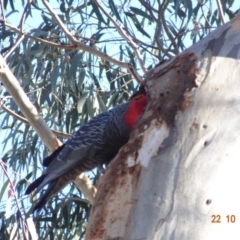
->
<box><xmin>26</xmin><ymin>87</ymin><xmax>147</xmax><ymax>212</ymax></box>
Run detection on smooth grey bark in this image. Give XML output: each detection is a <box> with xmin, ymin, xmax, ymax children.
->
<box><xmin>86</xmin><ymin>14</ymin><xmax>240</xmax><ymax>240</ymax></box>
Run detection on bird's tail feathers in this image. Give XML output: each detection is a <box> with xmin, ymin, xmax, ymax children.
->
<box><xmin>25</xmin><ymin>175</ymin><xmax>45</xmax><ymax>195</ymax></box>
<box><xmin>43</xmin><ymin>144</ymin><xmax>65</xmax><ymax>167</ymax></box>
<box><xmin>32</xmin><ymin>181</ymin><xmax>56</xmax><ymax>212</ymax></box>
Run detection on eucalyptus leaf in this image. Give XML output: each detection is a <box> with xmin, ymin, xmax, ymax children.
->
<box><xmin>77</xmin><ymin>93</ymin><xmax>88</xmax><ymax>114</ymax></box>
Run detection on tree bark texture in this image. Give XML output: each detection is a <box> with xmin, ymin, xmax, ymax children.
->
<box><xmin>85</xmin><ymin>14</ymin><xmax>240</xmax><ymax>240</ymax></box>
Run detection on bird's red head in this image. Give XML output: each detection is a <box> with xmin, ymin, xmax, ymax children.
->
<box><xmin>124</xmin><ymin>93</ymin><xmax>147</xmax><ymax>128</ymax></box>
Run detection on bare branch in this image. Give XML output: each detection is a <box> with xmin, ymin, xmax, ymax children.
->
<box><xmin>0</xmin><ymin>159</ymin><xmax>29</xmax><ymax>239</ymax></box>
<box><xmin>140</xmin><ymin>0</ymin><xmax>173</xmax><ymax>59</ymax></box>
<box><xmin>0</xmin><ymin>102</ymin><xmax>71</xmax><ymax>138</ymax></box>
<box><xmin>42</xmin><ymin>1</ymin><xmax>144</xmax><ymax>81</ymax></box>
<box><xmin>4</xmin><ymin>36</ymin><xmax>25</xmax><ymax>60</ymax></box>
<box><xmin>19</xmin><ymin>0</ymin><xmax>32</xmax><ymax>31</ymax></box>
<box><xmin>0</xmin><ymin>54</ymin><xmax>96</xmax><ymax>204</ymax></box>
<box><xmin>0</xmin><ymin>0</ymin><xmax>6</xmax><ymax>22</ymax></box>
<box><xmin>161</xmin><ymin>13</ymin><xmax>186</xmax><ymax>60</ymax></box>
<box><xmin>216</xmin><ymin>0</ymin><xmax>225</xmax><ymax>24</ymax></box>
<box><xmin>127</xmin><ymin>63</ymin><xmax>142</xmax><ymax>83</ymax></box>
<box><xmin>200</xmin><ymin>4</ymin><xmax>211</xmax><ymax>32</ymax></box>
<box><xmin>93</xmin><ymin>0</ymin><xmax>147</xmax><ymax>74</ymax></box>
<box><xmin>42</xmin><ymin>0</ymin><xmax>77</xmax><ymax>45</ymax></box>
<box><xmin>1</xmin><ymin>20</ymin><xmax>72</xmax><ymax>49</ymax></box>
<box><xmin>4</xmin><ymin>0</ymin><xmax>33</xmax><ymax>60</ymax></box>
<box><xmin>159</xmin><ymin>0</ymin><xmax>179</xmax><ymax>55</ymax></box>
<box><xmin>1</xmin><ymin>20</ymin><xmax>141</xmax><ymax>81</ymax></box>
<box><xmin>75</xmin><ymin>173</ymin><xmax>97</xmax><ymax>205</ymax></box>
<box><xmin>0</xmin><ymin>55</ymin><xmax>60</xmax><ymax>151</ymax></box>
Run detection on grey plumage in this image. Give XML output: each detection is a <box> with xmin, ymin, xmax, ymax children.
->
<box><xmin>26</xmin><ymin>102</ymin><xmax>132</xmax><ymax>212</ymax></box>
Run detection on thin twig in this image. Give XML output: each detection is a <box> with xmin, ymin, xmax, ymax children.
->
<box><xmin>4</xmin><ymin>36</ymin><xmax>25</xmax><ymax>60</ymax></box>
<box><xmin>4</xmin><ymin>1</ymin><xmax>32</xmax><ymax>60</ymax></box>
<box><xmin>1</xmin><ymin>20</ymin><xmax>71</xmax><ymax>48</ymax></box>
<box><xmin>159</xmin><ymin>0</ymin><xmax>179</xmax><ymax>55</ymax></box>
<box><xmin>19</xmin><ymin>0</ymin><xmax>32</xmax><ymax>30</ymax></box>
<box><xmin>216</xmin><ymin>0</ymin><xmax>225</xmax><ymax>24</ymax></box>
<box><xmin>0</xmin><ymin>0</ymin><xmax>6</xmax><ymax>22</ymax></box>
<box><xmin>120</xmin><ymin>79</ymin><xmax>133</xmax><ymax>88</ymax></box>
<box><xmin>1</xmin><ymin>20</ymin><xmax>140</xmax><ymax>80</ymax></box>
<box><xmin>161</xmin><ymin>10</ymin><xmax>186</xmax><ymax>60</ymax></box>
<box><xmin>42</xmin><ymin>0</ymin><xmax>77</xmax><ymax>45</ymax></box>
<box><xmin>0</xmin><ymin>54</ymin><xmax>97</xmax><ymax>205</ymax></box>
<box><xmin>139</xmin><ymin>0</ymin><xmax>158</xmax><ymax>21</ymax></box>
<box><xmin>138</xmin><ymin>0</ymin><xmax>167</xmax><ymax>59</ymax></box>
<box><xmin>142</xmin><ymin>0</ymin><xmax>173</xmax><ymax>59</ymax></box>
<box><xmin>0</xmin><ymin>54</ymin><xmax>62</xmax><ymax>151</ymax></box>
<box><xmin>0</xmin><ymin>159</ymin><xmax>28</xmax><ymax>239</ymax></box>
<box><xmin>132</xmin><ymin>37</ymin><xmax>160</xmax><ymax>50</ymax></box>
<box><xmin>44</xmin><ymin>0</ymin><xmax>144</xmax><ymax>80</ymax></box>
<box><xmin>0</xmin><ymin>103</ymin><xmax>71</xmax><ymax>138</ymax></box>
<box><xmin>0</xmin><ymin>160</ymin><xmax>32</xmax><ymax>181</ymax></box>
<box><xmin>200</xmin><ymin>3</ymin><xmax>211</xmax><ymax>33</ymax></box>
<box><xmin>42</xmin><ymin>196</ymin><xmax>90</xmax><ymax>239</ymax></box>
<box><xmin>2</xmin><ymin>3</ymin><xmax>143</xmax><ymax>83</ymax></box>
<box><xmin>0</xmin><ymin>161</ymin><xmax>21</xmax><ymax>212</ymax></box>
<box><xmin>127</xmin><ymin>63</ymin><xmax>142</xmax><ymax>83</ymax></box>
<box><xmin>93</xmin><ymin>0</ymin><xmax>147</xmax><ymax>74</ymax></box>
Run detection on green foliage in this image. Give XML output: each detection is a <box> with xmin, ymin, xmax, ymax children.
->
<box><xmin>0</xmin><ymin>0</ymin><xmax>239</xmax><ymax>239</ymax></box>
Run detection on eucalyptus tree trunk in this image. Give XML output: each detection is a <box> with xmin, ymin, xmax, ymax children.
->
<box><xmin>85</xmin><ymin>14</ymin><xmax>240</xmax><ymax>240</ymax></box>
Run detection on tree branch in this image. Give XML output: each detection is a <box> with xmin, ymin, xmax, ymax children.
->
<box><xmin>92</xmin><ymin>0</ymin><xmax>147</xmax><ymax>74</ymax></box>
<box><xmin>0</xmin><ymin>55</ymin><xmax>60</xmax><ymax>151</ymax></box>
<box><xmin>42</xmin><ymin>0</ymin><xmax>77</xmax><ymax>45</ymax></box>
<box><xmin>0</xmin><ymin>0</ymin><xmax>6</xmax><ymax>22</ymax></box>
<box><xmin>0</xmin><ymin>54</ymin><xmax>96</xmax><ymax>204</ymax></box>
<box><xmin>0</xmin><ymin>160</ymin><xmax>29</xmax><ymax>239</ymax></box>
<box><xmin>1</xmin><ymin>20</ymin><xmax>73</xmax><ymax>49</ymax></box>
<box><xmin>1</xmin><ymin>0</ymin><xmax>33</xmax><ymax>60</ymax></box>
<box><xmin>1</xmin><ymin>19</ymin><xmax>142</xmax><ymax>83</ymax></box>
<box><xmin>41</xmin><ymin>0</ymin><xmax>143</xmax><ymax>82</ymax></box>
<box><xmin>159</xmin><ymin>0</ymin><xmax>179</xmax><ymax>55</ymax></box>
<box><xmin>216</xmin><ymin>0</ymin><xmax>225</xmax><ymax>24</ymax></box>
<box><xmin>0</xmin><ymin>102</ymin><xmax>71</xmax><ymax>139</ymax></box>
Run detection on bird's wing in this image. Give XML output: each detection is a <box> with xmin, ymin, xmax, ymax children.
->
<box><xmin>37</xmin><ymin>111</ymin><xmax>111</xmax><ymax>190</ymax></box>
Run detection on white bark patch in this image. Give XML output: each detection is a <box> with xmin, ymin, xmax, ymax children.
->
<box><xmin>127</xmin><ymin>156</ymin><xmax>136</xmax><ymax>167</ymax></box>
<box><xmin>184</xmin><ymin>127</ymin><xmax>217</xmax><ymax>168</ymax></box>
<box><xmin>128</xmin><ymin>120</ymin><xmax>169</xmax><ymax>168</ymax></box>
